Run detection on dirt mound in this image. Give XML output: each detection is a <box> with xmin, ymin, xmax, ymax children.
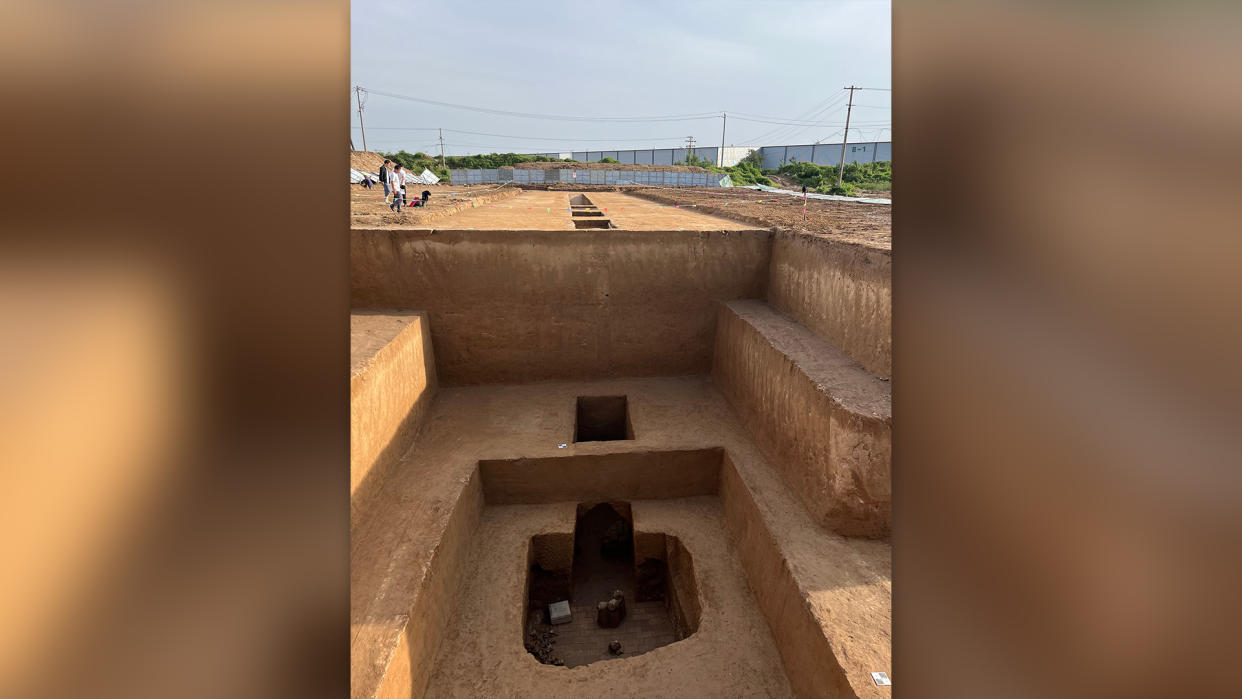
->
<box><xmin>506</xmin><ymin>162</ymin><xmax>708</xmax><ymax>173</ymax></box>
<box><xmin>351</xmin><ymin>151</ymin><xmax>386</xmax><ymax>172</ymax></box>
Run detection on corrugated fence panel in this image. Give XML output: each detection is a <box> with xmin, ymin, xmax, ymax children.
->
<box><xmin>447</xmin><ymin>168</ymin><xmax>736</xmax><ymax>186</ymax></box>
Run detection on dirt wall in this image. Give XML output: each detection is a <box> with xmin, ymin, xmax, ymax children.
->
<box><xmin>718</xmin><ymin>455</ymin><xmax>859</xmax><ymax>699</ymax></box>
<box><xmin>713</xmin><ymin>301</ymin><xmax>891</xmax><ymax>538</ymax></box>
<box><xmin>768</xmin><ymin>233</ymin><xmax>891</xmax><ymax>377</ymax></box>
<box><xmin>350</xmin><ymin>312</ymin><xmax>437</xmax><ymax>528</ymax></box>
<box><xmin>480</xmin><ymin>449</ymin><xmax>722</xmax><ymax>505</ymax></box>
<box><xmin>372</xmin><ymin>470</ymin><xmax>484</xmax><ymax>699</ymax></box>
<box><xmin>664</xmin><ymin>536</ymin><xmax>701</xmax><ymax>639</ymax></box>
<box><xmin>350</xmin><ymin>229</ymin><xmax>772</xmax><ymax>385</ymax></box>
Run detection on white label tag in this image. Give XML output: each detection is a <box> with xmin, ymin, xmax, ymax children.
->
<box><xmin>871</xmin><ymin>672</ymin><xmax>891</xmax><ymax>686</ymax></box>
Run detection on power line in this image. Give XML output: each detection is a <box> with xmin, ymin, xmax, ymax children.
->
<box><xmin>364</xmin><ymin>87</ymin><xmax>721</xmax><ymax>122</ymax></box>
<box><xmin>732</xmin><ymin>92</ymin><xmax>852</xmax><ymax>144</ymax></box>
<box><xmin>729</xmin><ymin>115</ymin><xmax>889</xmax><ymax>127</ymax></box>
<box><xmin>351</xmin><ymin>126</ymin><xmax>689</xmax><ymax>143</ymax></box>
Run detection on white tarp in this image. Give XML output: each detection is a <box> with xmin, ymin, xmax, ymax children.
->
<box><xmin>736</xmin><ymin>183</ymin><xmax>891</xmax><ymax>205</ymax></box>
<box><xmin>350</xmin><ymin>167</ymin><xmax>440</xmax><ymax>185</ymax></box>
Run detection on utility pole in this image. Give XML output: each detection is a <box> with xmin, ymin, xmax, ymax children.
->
<box><xmin>719</xmin><ymin>113</ymin><xmax>727</xmax><ymax>166</ymax></box>
<box><xmin>837</xmin><ymin>85</ymin><xmax>858</xmax><ymax>186</ymax></box>
<box><xmin>438</xmin><ymin>128</ymin><xmax>446</xmax><ymax>169</ymax></box>
<box><xmin>685</xmin><ymin>135</ymin><xmax>696</xmax><ymax>162</ymax></box>
<box><xmin>354</xmin><ymin>86</ymin><xmax>368</xmax><ymax>152</ymax></box>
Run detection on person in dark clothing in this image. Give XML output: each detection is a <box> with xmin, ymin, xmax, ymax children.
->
<box><xmin>378</xmin><ymin>159</ymin><xmax>392</xmax><ymax>200</ymax></box>
<box><xmin>421</xmin><ymin>190</ymin><xmax>431</xmax><ymax>204</ymax></box>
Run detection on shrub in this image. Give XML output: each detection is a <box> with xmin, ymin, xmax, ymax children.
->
<box><xmin>674</xmin><ymin>152</ymin><xmax>715</xmax><ymax>169</ymax></box>
<box><xmin>381</xmin><ymin>150</ymin><xmax>449</xmax><ymax>181</ymax></box>
<box><xmin>598</xmin><ymin>157</ymin><xmax>620</xmax><ymax>164</ymax></box>
<box><xmin>741</xmin><ymin>149</ymin><xmax>765</xmax><ymax>168</ymax></box>
<box><xmin>722</xmin><ymin>160</ymin><xmax>771</xmax><ymax>186</ymax></box>
<box><xmin>779</xmin><ymin>160</ymin><xmax>891</xmax><ymax>191</ymax></box>
<box><xmin>819</xmin><ymin>181</ymin><xmax>858</xmax><ymax>197</ymax></box>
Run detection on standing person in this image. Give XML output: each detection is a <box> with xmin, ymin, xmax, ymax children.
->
<box><xmin>388</xmin><ymin>164</ymin><xmax>406</xmax><ymax>212</ymax></box>
<box><xmin>378</xmin><ymin>159</ymin><xmax>392</xmax><ymax>202</ymax></box>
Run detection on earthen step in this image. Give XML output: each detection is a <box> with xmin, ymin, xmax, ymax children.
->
<box><xmin>724</xmin><ymin>300</ymin><xmax>890</xmax><ymax>420</ymax></box>
<box><xmin>714</xmin><ymin>300</ymin><xmax>891</xmax><ymax>537</ymax></box>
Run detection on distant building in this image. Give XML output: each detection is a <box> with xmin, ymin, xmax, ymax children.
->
<box><xmin>524</xmin><ymin>142</ymin><xmax>891</xmax><ymax>168</ymax></box>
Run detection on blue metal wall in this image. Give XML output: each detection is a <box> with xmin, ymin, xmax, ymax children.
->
<box><xmin>526</xmin><ymin>141</ymin><xmax>890</xmax><ymax>168</ymax></box>
<box><xmin>448</xmin><ymin>169</ymin><xmax>732</xmax><ymax>186</ymax></box>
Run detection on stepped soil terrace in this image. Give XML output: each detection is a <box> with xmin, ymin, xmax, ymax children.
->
<box><xmin>350</xmin><ymin>187</ymin><xmax>892</xmax><ymax>698</ymax></box>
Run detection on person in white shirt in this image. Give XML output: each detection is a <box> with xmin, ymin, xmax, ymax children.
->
<box><xmin>388</xmin><ymin>165</ymin><xmax>406</xmax><ymax>212</ymax></box>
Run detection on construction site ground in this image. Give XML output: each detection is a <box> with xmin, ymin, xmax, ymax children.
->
<box><xmin>350</xmin><ymin>183</ymin><xmax>522</xmax><ymax>228</ymax></box>
<box><xmin>376</xmin><ymin>190</ymin><xmax>753</xmax><ymax>231</ymax></box>
<box><xmin>351</xmin><ymin>184</ymin><xmax>890</xmax><ymax>248</ymax></box>
<box><xmin>628</xmin><ymin>188</ymin><xmax>891</xmax><ymax>249</ymax></box>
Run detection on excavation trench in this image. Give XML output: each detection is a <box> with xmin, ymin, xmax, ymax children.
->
<box><xmin>525</xmin><ymin>502</ymin><xmax>699</xmax><ymax>667</ymax></box>
<box><xmin>568</xmin><ymin>194</ymin><xmax>615</xmax><ymax>229</ymax></box>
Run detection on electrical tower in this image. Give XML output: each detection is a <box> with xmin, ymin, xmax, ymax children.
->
<box><xmin>837</xmin><ymin>85</ymin><xmax>858</xmax><ymax>186</ymax></box>
<box><xmin>354</xmin><ymin>86</ymin><xmax>368</xmax><ymax>152</ymax></box>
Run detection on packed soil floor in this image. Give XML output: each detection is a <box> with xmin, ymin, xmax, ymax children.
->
<box><xmin>349</xmin><ymin>183</ymin><xmax>890</xmax><ymax>248</ymax></box>
<box><xmin>350</xmin><ymin>183</ymin><xmax>520</xmax><ymax>228</ymax></box>
<box><xmin>628</xmin><ymin>188</ymin><xmax>891</xmax><ymax>249</ymax></box>
<box><xmin>381</xmin><ymin>190</ymin><xmax>752</xmax><ymax>231</ymax></box>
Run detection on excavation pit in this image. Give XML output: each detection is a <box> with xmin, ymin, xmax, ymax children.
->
<box><xmin>351</xmin><ymin>182</ymin><xmax>893</xmax><ymax>696</ymax></box>
<box><xmin>574</xmin><ymin>395</ymin><xmax>632</xmax><ymax>442</ymax></box>
<box><xmin>523</xmin><ymin>503</ymin><xmax>696</xmax><ymax>667</ymax></box>
<box><xmin>573</xmin><ymin>219</ymin><xmax>615</xmax><ymax>229</ymax></box>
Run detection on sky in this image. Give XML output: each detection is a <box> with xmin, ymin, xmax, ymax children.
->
<box><xmin>351</xmin><ymin>0</ymin><xmax>891</xmax><ymax>156</ymax></box>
